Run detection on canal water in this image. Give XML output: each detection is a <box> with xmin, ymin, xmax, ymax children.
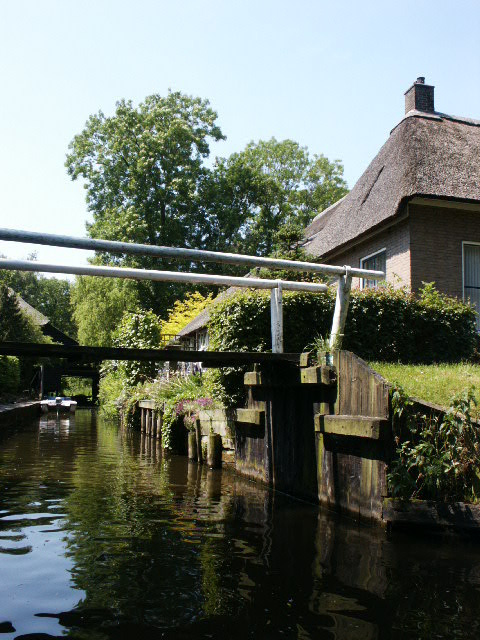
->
<box><xmin>1</xmin><ymin>412</ymin><xmax>480</xmax><ymax>639</ymax></box>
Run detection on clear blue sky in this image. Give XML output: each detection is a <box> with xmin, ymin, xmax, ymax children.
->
<box><xmin>1</xmin><ymin>0</ymin><xmax>479</xmax><ymax>269</ymax></box>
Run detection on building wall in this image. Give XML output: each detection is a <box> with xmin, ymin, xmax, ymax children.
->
<box><xmin>409</xmin><ymin>203</ymin><xmax>480</xmax><ymax>299</ymax></box>
<box><xmin>324</xmin><ymin>217</ymin><xmax>411</xmax><ymax>290</ymax></box>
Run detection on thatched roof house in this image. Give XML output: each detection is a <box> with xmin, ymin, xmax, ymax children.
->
<box><xmin>302</xmin><ymin>78</ymin><xmax>480</xmax><ymax>313</ymax></box>
<box><xmin>14</xmin><ymin>290</ymin><xmax>78</xmax><ymax>345</ymax></box>
<box><xmin>180</xmin><ymin>77</ymin><xmax>480</xmax><ymax>342</ymax></box>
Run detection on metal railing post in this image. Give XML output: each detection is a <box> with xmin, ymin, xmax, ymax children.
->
<box><xmin>330</xmin><ymin>266</ymin><xmax>352</xmax><ymax>351</ymax></box>
<box><xmin>270</xmin><ymin>282</ymin><xmax>283</xmax><ymax>353</ymax></box>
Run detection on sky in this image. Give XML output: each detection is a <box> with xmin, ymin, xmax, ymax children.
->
<box><xmin>0</xmin><ymin>0</ymin><xmax>479</xmax><ymax>271</ymax></box>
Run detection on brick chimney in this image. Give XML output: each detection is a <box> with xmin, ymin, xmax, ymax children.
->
<box><xmin>404</xmin><ymin>77</ymin><xmax>435</xmax><ymax>114</ymax></box>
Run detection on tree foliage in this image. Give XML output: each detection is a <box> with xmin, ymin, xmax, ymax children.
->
<box><xmin>71</xmin><ymin>276</ymin><xmax>139</xmax><ymax>346</ymax></box>
<box><xmin>161</xmin><ymin>291</ymin><xmax>213</xmax><ymax>337</ymax></box>
<box><xmin>66</xmin><ymin>91</ymin><xmax>349</xmax><ymax>315</ymax></box>
<box><xmin>66</xmin><ymin>91</ymin><xmax>225</xmax><ymax>312</ymax></box>
<box><xmin>0</xmin><ymin>284</ymin><xmax>46</xmax><ymax>343</ymax></box>
<box><xmin>112</xmin><ymin>309</ymin><xmax>162</xmax><ymax>385</ymax></box>
<box><xmin>199</xmin><ymin>138</ymin><xmax>348</xmax><ymax>258</ymax></box>
<box><xmin>0</xmin><ymin>258</ymin><xmax>76</xmax><ymax>339</ymax></box>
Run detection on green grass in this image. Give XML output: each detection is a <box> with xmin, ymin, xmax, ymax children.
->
<box><xmin>369</xmin><ymin>362</ymin><xmax>480</xmax><ymax>408</ymax></box>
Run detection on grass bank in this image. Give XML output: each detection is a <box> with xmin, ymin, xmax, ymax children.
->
<box><xmin>369</xmin><ymin>362</ymin><xmax>480</xmax><ymax>408</ymax></box>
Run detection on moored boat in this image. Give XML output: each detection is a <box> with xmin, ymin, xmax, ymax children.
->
<box><xmin>40</xmin><ymin>397</ymin><xmax>77</xmax><ymax>414</ymax></box>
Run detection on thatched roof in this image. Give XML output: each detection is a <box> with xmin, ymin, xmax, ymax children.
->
<box><xmin>9</xmin><ymin>288</ymin><xmax>78</xmax><ymax>346</ymax></box>
<box><xmin>14</xmin><ymin>291</ymin><xmax>49</xmax><ymax>326</ymax></box>
<box><xmin>302</xmin><ymin>110</ymin><xmax>480</xmax><ymax>258</ymax></box>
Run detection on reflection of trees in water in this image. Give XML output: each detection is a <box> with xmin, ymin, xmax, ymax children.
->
<box><xmin>4</xmin><ymin>412</ymin><xmax>480</xmax><ymax>639</ymax></box>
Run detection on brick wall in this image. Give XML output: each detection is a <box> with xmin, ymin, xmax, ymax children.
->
<box><xmin>324</xmin><ymin>218</ymin><xmax>411</xmax><ymax>290</ymax></box>
<box><xmin>409</xmin><ymin>203</ymin><xmax>480</xmax><ymax>299</ymax></box>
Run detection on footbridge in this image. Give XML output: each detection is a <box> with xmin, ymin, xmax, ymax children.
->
<box><xmin>0</xmin><ymin>227</ymin><xmax>384</xmax><ymax>358</ymax></box>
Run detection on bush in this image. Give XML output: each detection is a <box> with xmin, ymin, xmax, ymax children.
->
<box><xmin>121</xmin><ymin>374</ymin><xmax>217</xmax><ymax>450</ymax></box>
<box><xmin>0</xmin><ymin>356</ymin><xmax>21</xmax><ymax>396</ymax></box>
<box><xmin>387</xmin><ymin>385</ymin><xmax>480</xmax><ymax>502</ymax></box>
<box><xmin>208</xmin><ymin>283</ymin><xmax>477</xmax><ymax>405</ymax></box>
<box><xmin>98</xmin><ymin>370</ymin><xmax>125</xmax><ymax>420</ymax></box>
<box><xmin>113</xmin><ymin>310</ymin><xmax>163</xmax><ymax>385</ymax></box>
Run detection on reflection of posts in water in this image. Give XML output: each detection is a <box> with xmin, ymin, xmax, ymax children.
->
<box><xmin>206</xmin><ymin>468</ymin><xmax>222</xmax><ymax>502</ymax></box>
<box><xmin>186</xmin><ymin>460</ymin><xmax>203</xmax><ymax>500</ymax></box>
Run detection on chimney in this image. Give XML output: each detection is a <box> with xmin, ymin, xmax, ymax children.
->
<box><xmin>404</xmin><ymin>77</ymin><xmax>435</xmax><ymax>114</ymax></box>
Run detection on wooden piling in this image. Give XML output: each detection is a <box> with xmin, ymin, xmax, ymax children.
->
<box><xmin>207</xmin><ymin>434</ymin><xmax>222</xmax><ymax>468</ymax></box>
<box><xmin>188</xmin><ymin>431</ymin><xmax>198</xmax><ymax>461</ymax></box>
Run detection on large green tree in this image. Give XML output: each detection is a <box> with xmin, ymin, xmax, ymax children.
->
<box><xmin>197</xmin><ymin>138</ymin><xmax>348</xmax><ymax>258</ymax></box>
<box><xmin>71</xmin><ymin>277</ymin><xmax>139</xmax><ymax>347</ymax></box>
<box><xmin>66</xmin><ymin>91</ymin><xmax>225</xmax><ymax>313</ymax></box>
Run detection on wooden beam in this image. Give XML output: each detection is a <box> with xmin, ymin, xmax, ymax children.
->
<box><xmin>235</xmin><ymin>408</ymin><xmax>265</xmax><ymax>426</ymax></box>
<box><xmin>315</xmin><ymin>414</ymin><xmax>388</xmax><ymax>439</ymax></box>
<box><xmin>0</xmin><ymin>341</ymin><xmax>301</xmax><ymax>365</ymax></box>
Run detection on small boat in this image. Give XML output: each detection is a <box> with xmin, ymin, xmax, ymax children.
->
<box><xmin>41</xmin><ymin>397</ymin><xmax>77</xmax><ymax>414</ymax></box>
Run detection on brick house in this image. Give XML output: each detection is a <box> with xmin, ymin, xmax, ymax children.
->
<box><xmin>302</xmin><ymin>78</ymin><xmax>480</xmax><ymax>324</ymax></box>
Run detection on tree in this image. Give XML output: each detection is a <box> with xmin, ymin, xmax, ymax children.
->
<box><xmin>0</xmin><ymin>256</ymin><xmax>76</xmax><ymax>339</ymax></box>
<box><xmin>66</xmin><ymin>91</ymin><xmax>225</xmax><ymax>314</ymax></box>
<box><xmin>71</xmin><ymin>276</ymin><xmax>139</xmax><ymax>346</ymax></box>
<box><xmin>113</xmin><ymin>310</ymin><xmax>162</xmax><ymax>385</ymax></box>
<box><xmin>0</xmin><ymin>284</ymin><xmax>45</xmax><ymax>343</ymax></box>
<box><xmin>161</xmin><ymin>292</ymin><xmax>213</xmax><ymax>337</ymax></box>
<box><xmin>198</xmin><ymin>138</ymin><xmax>348</xmax><ymax>258</ymax></box>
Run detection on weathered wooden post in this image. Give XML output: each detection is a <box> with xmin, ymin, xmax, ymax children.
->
<box><xmin>195</xmin><ymin>418</ymin><xmax>203</xmax><ymax>463</ymax></box>
<box><xmin>330</xmin><ymin>266</ymin><xmax>352</xmax><ymax>351</ymax></box>
<box><xmin>188</xmin><ymin>431</ymin><xmax>198</xmax><ymax>460</ymax></box>
<box><xmin>270</xmin><ymin>282</ymin><xmax>283</xmax><ymax>353</ymax></box>
<box><xmin>140</xmin><ymin>407</ymin><xmax>145</xmax><ymax>433</ymax></box>
<box><xmin>207</xmin><ymin>434</ymin><xmax>222</xmax><ymax>468</ymax></box>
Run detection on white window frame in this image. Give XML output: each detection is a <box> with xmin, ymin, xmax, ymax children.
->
<box><xmin>462</xmin><ymin>241</ymin><xmax>480</xmax><ymax>302</ymax></box>
<box><xmin>360</xmin><ymin>248</ymin><xmax>386</xmax><ymax>290</ymax></box>
<box><xmin>462</xmin><ymin>241</ymin><xmax>480</xmax><ymax>332</ymax></box>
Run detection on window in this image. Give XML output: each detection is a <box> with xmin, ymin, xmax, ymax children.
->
<box><xmin>360</xmin><ymin>249</ymin><xmax>386</xmax><ymax>289</ymax></box>
<box><xmin>463</xmin><ymin>243</ymin><xmax>480</xmax><ymax>330</ymax></box>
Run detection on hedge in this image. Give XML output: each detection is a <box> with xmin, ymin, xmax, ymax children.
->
<box><xmin>0</xmin><ymin>356</ymin><xmax>21</xmax><ymax>396</ymax></box>
<box><xmin>208</xmin><ymin>284</ymin><xmax>477</xmax><ymax>405</ymax></box>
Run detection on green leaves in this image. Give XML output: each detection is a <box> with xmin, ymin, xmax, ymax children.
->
<box><xmin>113</xmin><ymin>310</ymin><xmax>163</xmax><ymax>386</ymax></box>
<box><xmin>388</xmin><ymin>385</ymin><xmax>480</xmax><ymax>502</ymax></box>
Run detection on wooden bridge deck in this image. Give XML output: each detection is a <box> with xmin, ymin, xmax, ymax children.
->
<box><xmin>0</xmin><ymin>342</ymin><xmax>301</xmax><ymax>366</ymax></box>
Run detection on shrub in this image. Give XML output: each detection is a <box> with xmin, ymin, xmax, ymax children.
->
<box><xmin>0</xmin><ymin>356</ymin><xmax>21</xmax><ymax>396</ymax></box>
<box><xmin>119</xmin><ymin>374</ymin><xmax>217</xmax><ymax>450</ymax></box>
<box><xmin>387</xmin><ymin>385</ymin><xmax>480</xmax><ymax>502</ymax></box>
<box><xmin>98</xmin><ymin>370</ymin><xmax>126</xmax><ymax>419</ymax></box>
<box><xmin>113</xmin><ymin>310</ymin><xmax>163</xmax><ymax>385</ymax></box>
<box><xmin>208</xmin><ymin>283</ymin><xmax>477</xmax><ymax>405</ymax></box>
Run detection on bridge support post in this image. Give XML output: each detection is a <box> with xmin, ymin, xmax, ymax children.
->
<box><xmin>330</xmin><ymin>267</ymin><xmax>352</xmax><ymax>350</ymax></box>
<box><xmin>270</xmin><ymin>282</ymin><xmax>283</xmax><ymax>353</ymax></box>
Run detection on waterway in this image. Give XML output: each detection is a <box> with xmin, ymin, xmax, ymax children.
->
<box><xmin>1</xmin><ymin>411</ymin><xmax>480</xmax><ymax>639</ymax></box>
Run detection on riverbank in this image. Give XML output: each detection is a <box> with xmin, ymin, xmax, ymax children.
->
<box><xmin>0</xmin><ymin>400</ymin><xmax>40</xmax><ymax>431</ymax></box>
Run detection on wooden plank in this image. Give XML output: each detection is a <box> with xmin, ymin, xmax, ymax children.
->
<box><xmin>235</xmin><ymin>408</ymin><xmax>265</xmax><ymax>426</ymax></box>
<box><xmin>0</xmin><ymin>341</ymin><xmax>301</xmax><ymax>365</ymax></box>
<box><xmin>315</xmin><ymin>415</ymin><xmax>388</xmax><ymax>439</ymax></box>
<box><xmin>383</xmin><ymin>498</ymin><xmax>480</xmax><ymax>530</ymax></box>
<box><xmin>299</xmin><ymin>351</ymin><xmax>315</xmax><ymax>367</ymax></box>
<box><xmin>244</xmin><ymin>371</ymin><xmax>262</xmax><ymax>386</ymax></box>
<box><xmin>139</xmin><ymin>400</ymin><xmax>155</xmax><ymax>409</ymax></box>
<box><xmin>300</xmin><ymin>366</ymin><xmax>336</xmax><ymax>385</ymax></box>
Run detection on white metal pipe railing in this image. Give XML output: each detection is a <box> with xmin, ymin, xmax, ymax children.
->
<box><xmin>0</xmin><ymin>259</ymin><xmax>328</xmax><ymax>293</ymax></box>
<box><xmin>0</xmin><ymin>228</ymin><xmax>385</xmax><ymax>280</ymax></box>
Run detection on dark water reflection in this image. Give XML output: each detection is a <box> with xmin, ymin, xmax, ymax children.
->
<box><xmin>1</xmin><ymin>412</ymin><xmax>480</xmax><ymax>639</ymax></box>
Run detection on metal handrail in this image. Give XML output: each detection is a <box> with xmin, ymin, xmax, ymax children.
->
<box><xmin>0</xmin><ymin>228</ymin><xmax>385</xmax><ymax>280</ymax></box>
